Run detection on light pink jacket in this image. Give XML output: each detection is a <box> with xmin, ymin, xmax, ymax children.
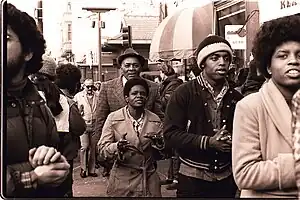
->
<box><xmin>232</xmin><ymin>80</ymin><xmax>297</xmax><ymax>198</ymax></box>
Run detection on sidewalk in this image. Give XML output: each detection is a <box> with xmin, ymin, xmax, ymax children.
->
<box><xmin>72</xmin><ymin>159</ymin><xmax>176</xmax><ymax>197</ymax></box>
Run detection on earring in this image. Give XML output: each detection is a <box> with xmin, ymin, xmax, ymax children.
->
<box><xmin>267</xmin><ymin>68</ymin><xmax>272</xmax><ymax>75</ymax></box>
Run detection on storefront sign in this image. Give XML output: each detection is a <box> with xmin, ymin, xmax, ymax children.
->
<box><xmin>259</xmin><ymin>0</ymin><xmax>300</xmax><ymax>23</ymax></box>
<box><xmin>225</xmin><ymin>25</ymin><xmax>246</xmax><ymax>50</ymax></box>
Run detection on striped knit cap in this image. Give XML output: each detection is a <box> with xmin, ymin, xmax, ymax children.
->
<box><xmin>195</xmin><ymin>34</ymin><xmax>233</xmax><ymax>68</ymax></box>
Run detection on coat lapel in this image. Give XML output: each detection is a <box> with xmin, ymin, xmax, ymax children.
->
<box><xmin>261</xmin><ymin>80</ymin><xmax>292</xmax><ymax>147</ymax></box>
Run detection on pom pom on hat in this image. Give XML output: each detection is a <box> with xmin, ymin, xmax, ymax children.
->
<box><xmin>39</xmin><ymin>54</ymin><xmax>57</xmax><ymax>78</ymax></box>
<box><xmin>195</xmin><ymin>35</ymin><xmax>233</xmax><ymax>67</ymax></box>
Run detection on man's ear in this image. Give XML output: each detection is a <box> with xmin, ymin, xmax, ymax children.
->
<box><xmin>24</xmin><ymin>52</ymin><xmax>33</xmax><ymax>62</ymax></box>
<box><xmin>124</xmin><ymin>96</ymin><xmax>129</xmax><ymax>103</ymax></box>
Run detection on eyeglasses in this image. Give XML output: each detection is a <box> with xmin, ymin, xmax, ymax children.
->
<box><xmin>86</xmin><ymin>85</ymin><xmax>94</xmax><ymax>89</ymax></box>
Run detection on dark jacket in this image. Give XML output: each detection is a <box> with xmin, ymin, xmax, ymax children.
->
<box><xmin>160</xmin><ymin>75</ymin><xmax>183</xmax><ymax>112</ymax></box>
<box><xmin>163</xmin><ymin>79</ymin><xmax>243</xmax><ymax>173</ymax></box>
<box><xmin>6</xmin><ymin>80</ymin><xmax>59</xmax><ymax>197</ymax></box>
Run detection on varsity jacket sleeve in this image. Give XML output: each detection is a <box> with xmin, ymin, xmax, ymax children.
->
<box><xmin>163</xmin><ymin>84</ymin><xmax>209</xmax><ymax>152</ymax></box>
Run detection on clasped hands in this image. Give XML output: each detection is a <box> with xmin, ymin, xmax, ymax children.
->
<box><xmin>28</xmin><ymin>145</ymin><xmax>70</xmax><ymax>187</ymax></box>
<box><xmin>208</xmin><ymin>125</ymin><xmax>232</xmax><ymax>153</ymax></box>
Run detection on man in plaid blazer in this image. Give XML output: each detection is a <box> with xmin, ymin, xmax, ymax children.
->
<box><xmin>95</xmin><ymin>48</ymin><xmax>164</xmax><ymax>176</ymax></box>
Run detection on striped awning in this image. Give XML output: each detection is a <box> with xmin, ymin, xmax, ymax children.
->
<box><xmin>149</xmin><ymin>3</ymin><xmax>214</xmax><ymax>61</ymax></box>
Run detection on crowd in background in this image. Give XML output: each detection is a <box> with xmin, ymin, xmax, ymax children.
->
<box><xmin>4</xmin><ymin>1</ymin><xmax>300</xmax><ymax>198</ymax></box>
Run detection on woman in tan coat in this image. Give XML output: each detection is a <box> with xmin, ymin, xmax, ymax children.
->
<box><xmin>232</xmin><ymin>15</ymin><xmax>300</xmax><ymax>198</ymax></box>
<box><xmin>98</xmin><ymin>78</ymin><xmax>165</xmax><ymax>197</ymax></box>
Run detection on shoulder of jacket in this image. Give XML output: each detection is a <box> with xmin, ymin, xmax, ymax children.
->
<box><xmin>237</xmin><ymin>92</ymin><xmax>262</xmax><ymax>111</ymax></box>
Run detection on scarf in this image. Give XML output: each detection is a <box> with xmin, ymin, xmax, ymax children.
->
<box><xmin>260</xmin><ymin>79</ymin><xmax>292</xmax><ymax>147</ymax></box>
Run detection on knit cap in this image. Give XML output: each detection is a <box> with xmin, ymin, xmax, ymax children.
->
<box><xmin>39</xmin><ymin>54</ymin><xmax>57</xmax><ymax>79</ymax></box>
<box><xmin>196</xmin><ymin>34</ymin><xmax>233</xmax><ymax>67</ymax></box>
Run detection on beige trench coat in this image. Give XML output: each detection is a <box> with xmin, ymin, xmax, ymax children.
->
<box><xmin>98</xmin><ymin>107</ymin><xmax>162</xmax><ymax>197</ymax></box>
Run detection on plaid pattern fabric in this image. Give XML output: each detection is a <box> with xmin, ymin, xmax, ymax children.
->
<box><xmin>292</xmin><ymin>89</ymin><xmax>300</xmax><ymax>196</ymax></box>
<box><xmin>21</xmin><ymin>172</ymin><xmax>34</xmax><ymax>189</ymax></box>
<box><xmin>197</xmin><ymin>72</ymin><xmax>229</xmax><ymax>107</ymax></box>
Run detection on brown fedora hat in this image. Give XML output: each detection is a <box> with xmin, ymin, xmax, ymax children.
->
<box><xmin>117</xmin><ymin>48</ymin><xmax>146</xmax><ymax>67</ymax></box>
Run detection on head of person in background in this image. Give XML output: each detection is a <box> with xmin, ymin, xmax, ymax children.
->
<box><xmin>195</xmin><ymin>35</ymin><xmax>233</xmax><ymax>86</ymax></box>
<box><xmin>55</xmin><ymin>63</ymin><xmax>82</xmax><ymax>97</ymax></box>
<box><xmin>252</xmin><ymin>14</ymin><xmax>300</xmax><ymax>103</ymax></box>
<box><xmin>84</xmin><ymin>79</ymin><xmax>95</xmax><ymax>96</ymax></box>
<box><xmin>159</xmin><ymin>62</ymin><xmax>176</xmax><ymax>81</ymax></box>
<box><xmin>31</xmin><ymin>54</ymin><xmax>63</xmax><ymax>116</ymax></box>
<box><xmin>94</xmin><ymin>81</ymin><xmax>101</xmax><ymax>91</ymax></box>
<box><xmin>117</xmin><ymin>48</ymin><xmax>146</xmax><ymax>80</ymax></box>
<box><xmin>7</xmin><ymin>2</ymin><xmax>46</xmax><ymax>87</ymax></box>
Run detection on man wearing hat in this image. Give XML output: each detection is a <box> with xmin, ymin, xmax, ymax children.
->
<box><xmin>95</xmin><ymin>48</ymin><xmax>164</xmax><ymax>177</ymax></box>
<box><xmin>163</xmin><ymin>35</ymin><xmax>243</xmax><ymax>197</ymax></box>
<box><xmin>74</xmin><ymin>79</ymin><xmax>99</xmax><ymax>178</ymax></box>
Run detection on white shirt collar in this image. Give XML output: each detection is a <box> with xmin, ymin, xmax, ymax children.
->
<box><xmin>122</xmin><ymin>76</ymin><xmax>128</xmax><ymax>87</ymax></box>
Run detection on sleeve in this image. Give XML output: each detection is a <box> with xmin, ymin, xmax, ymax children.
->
<box><xmin>161</xmin><ymin>81</ymin><xmax>182</xmax><ymax>111</ymax></box>
<box><xmin>232</xmin><ymin>100</ymin><xmax>296</xmax><ymax>190</ymax></box>
<box><xmin>6</xmin><ymin>162</ymin><xmax>36</xmax><ymax>196</ymax></box>
<box><xmin>97</xmin><ymin>113</ymin><xmax>118</xmax><ymax>161</ymax></box>
<box><xmin>152</xmin><ymin>85</ymin><xmax>165</xmax><ymax>121</ymax></box>
<box><xmin>94</xmin><ymin>83</ymin><xmax>111</xmax><ymax>139</ymax></box>
<box><xmin>163</xmin><ymin>86</ymin><xmax>208</xmax><ymax>152</ymax></box>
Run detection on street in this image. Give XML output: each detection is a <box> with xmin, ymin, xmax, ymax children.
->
<box><xmin>72</xmin><ymin>158</ymin><xmax>176</xmax><ymax>197</ymax></box>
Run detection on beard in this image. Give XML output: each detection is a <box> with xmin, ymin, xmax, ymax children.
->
<box><xmin>7</xmin><ymin>54</ymin><xmax>26</xmax><ymax>82</ymax></box>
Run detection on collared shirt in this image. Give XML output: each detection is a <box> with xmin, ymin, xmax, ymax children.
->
<box><xmin>179</xmin><ymin>72</ymin><xmax>232</xmax><ymax>182</ymax></box>
<box><xmin>122</xmin><ymin>76</ymin><xmax>128</xmax><ymax>87</ymax></box>
<box><xmin>126</xmin><ymin>106</ymin><xmax>145</xmax><ymax>137</ymax></box>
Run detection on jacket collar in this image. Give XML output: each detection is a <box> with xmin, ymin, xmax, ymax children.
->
<box><xmin>260</xmin><ymin>79</ymin><xmax>292</xmax><ymax>147</ymax></box>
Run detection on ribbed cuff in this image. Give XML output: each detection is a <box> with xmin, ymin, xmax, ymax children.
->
<box><xmin>199</xmin><ymin>136</ymin><xmax>210</xmax><ymax>150</ymax></box>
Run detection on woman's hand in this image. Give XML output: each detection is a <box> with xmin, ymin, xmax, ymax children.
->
<box><xmin>144</xmin><ymin>133</ymin><xmax>165</xmax><ymax>150</ymax></box>
<box><xmin>117</xmin><ymin>133</ymin><xmax>130</xmax><ymax>153</ymax></box>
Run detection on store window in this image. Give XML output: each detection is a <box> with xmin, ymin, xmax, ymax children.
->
<box><xmin>215</xmin><ymin>1</ymin><xmax>246</xmax><ymax>70</ymax></box>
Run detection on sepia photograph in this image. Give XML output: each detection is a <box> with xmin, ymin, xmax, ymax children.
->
<box><xmin>2</xmin><ymin>0</ymin><xmax>300</xmax><ymax>198</ymax></box>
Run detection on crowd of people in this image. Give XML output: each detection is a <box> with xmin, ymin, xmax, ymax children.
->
<box><xmin>4</xmin><ymin>2</ymin><xmax>300</xmax><ymax>198</ymax></box>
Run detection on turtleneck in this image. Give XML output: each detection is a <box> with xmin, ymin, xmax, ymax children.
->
<box><xmin>7</xmin><ymin>78</ymin><xmax>28</xmax><ymax>97</ymax></box>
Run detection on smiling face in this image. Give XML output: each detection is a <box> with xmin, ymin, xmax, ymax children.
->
<box><xmin>120</xmin><ymin>57</ymin><xmax>142</xmax><ymax>80</ymax></box>
<box><xmin>269</xmin><ymin>41</ymin><xmax>300</xmax><ymax>89</ymax></box>
<box><xmin>125</xmin><ymin>85</ymin><xmax>148</xmax><ymax>109</ymax></box>
<box><xmin>202</xmin><ymin>51</ymin><xmax>231</xmax><ymax>82</ymax></box>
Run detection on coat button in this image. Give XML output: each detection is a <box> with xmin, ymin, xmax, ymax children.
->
<box><xmin>229</xmin><ymin>91</ymin><xmax>233</xmax><ymax>94</ymax></box>
<box><xmin>222</xmin><ymin>119</ymin><xmax>226</xmax><ymax>123</ymax></box>
<box><xmin>207</xmin><ymin>120</ymin><xmax>211</xmax><ymax>123</ymax></box>
<box><xmin>11</xmin><ymin>103</ymin><xmax>16</xmax><ymax>107</ymax></box>
<box><xmin>214</xmin><ymin>159</ymin><xmax>218</xmax><ymax>163</ymax></box>
<box><xmin>204</xmin><ymin>103</ymin><xmax>208</xmax><ymax>106</ymax></box>
<box><xmin>214</xmin><ymin>166</ymin><xmax>218</xmax><ymax>170</ymax></box>
<box><xmin>215</xmin><ymin>152</ymin><xmax>218</xmax><ymax>155</ymax></box>
<box><xmin>226</xmin><ymin>105</ymin><xmax>230</xmax><ymax>108</ymax></box>
<box><xmin>31</xmin><ymin>101</ymin><xmax>36</xmax><ymax>105</ymax></box>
